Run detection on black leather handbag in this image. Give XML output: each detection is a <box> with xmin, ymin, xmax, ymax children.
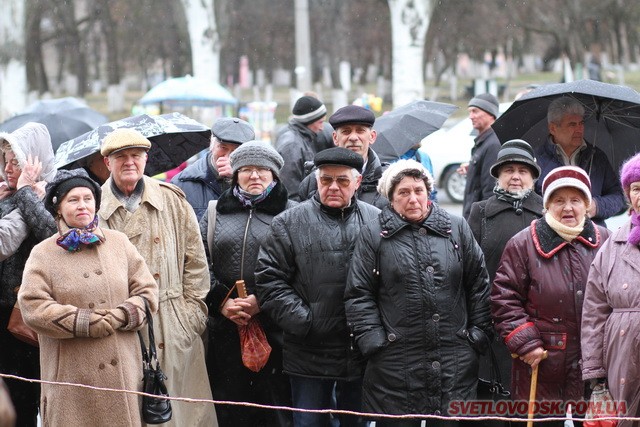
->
<box><xmin>138</xmin><ymin>299</ymin><xmax>172</xmax><ymax>424</ymax></box>
<box><xmin>476</xmin><ymin>345</ymin><xmax>511</xmax><ymax>427</ymax></box>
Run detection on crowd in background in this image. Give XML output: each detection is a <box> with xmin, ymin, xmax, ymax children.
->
<box><xmin>0</xmin><ymin>90</ymin><xmax>638</xmax><ymax>427</ymax></box>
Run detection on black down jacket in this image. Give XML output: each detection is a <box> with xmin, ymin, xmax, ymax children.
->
<box><xmin>255</xmin><ymin>195</ymin><xmax>380</xmax><ymax>380</ymax></box>
<box><xmin>345</xmin><ymin>204</ymin><xmax>492</xmax><ymax>416</ymax></box>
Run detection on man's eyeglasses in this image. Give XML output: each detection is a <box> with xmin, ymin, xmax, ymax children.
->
<box><xmin>319</xmin><ymin>175</ymin><xmax>352</xmax><ymax>188</ymax></box>
<box><xmin>238</xmin><ymin>167</ymin><xmax>271</xmax><ymax>177</ymax></box>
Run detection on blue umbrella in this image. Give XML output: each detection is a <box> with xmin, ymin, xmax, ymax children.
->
<box><xmin>139</xmin><ymin>75</ymin><xmax>237</xmax><ymax>108</ymax></box>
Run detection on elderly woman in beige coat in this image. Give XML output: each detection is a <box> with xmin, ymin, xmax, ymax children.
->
<box><xmin>18</xmin><ymin>169</ymin><xmax>158</xmax><ymax>426</ymax></box>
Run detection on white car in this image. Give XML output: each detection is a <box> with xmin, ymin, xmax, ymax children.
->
<box><xmin>421</xmin><ymin>103</ymin><xmax>511</xmax><ymax>203</ymax></box>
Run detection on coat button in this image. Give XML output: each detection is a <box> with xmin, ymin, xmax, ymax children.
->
<box><xmin>88</xmin><ymin>303</ymin><xmax>95</xmax><ymax>309</ymax></box>
<box><xmin>158</xmin><ymin>342</ymin><xmax>165</xmax><ymax>349</ymax></box>
<box><xmin>99</xmin><ymin>363</ymin><xmax>105</xmax><ymax>370</ymax></box>
<box><xmin>621</xmin><ymin>378</ymin><xmax>625</xmax><ymax>385</ymax></box>
<box><xmin>434</xmin><ymin>410</ymin><xmax>441</xmax><ymax>416</ymax></box>
<box><xmin>83</xmin><ymin>272</ymin><xmax>90</xmax><ymax>278</ymax></box>
<box><xmin>111</xmin><ymin>359</ymin><xmax>118</xmax><ymax>366</ymax></box>
<box><xmin>623</xmin><ymin>283</ymin><xmax>628</xmax><ymax>290</ymax></box>
<box><xmin>418</xmin><ymin>228</ymin><xmax>427</xmax><ymax>236</ymax></box>
<box><xmin>387</xmin><ymin>333</ymin><xmax>396</xmax><ymax>342</ymax></box>
<box><xmin>620</xmin><ymin>330</ymin><xmax>625</xmax><ymax>336</ymax></box>
<box><xmin>95</xmin><ymin>270</ymin><xmax>102</xmax><ymax>275</ymax></box>
<box><xmin>153</xmin><ymin>273</ymin><xmax>160</xmax><ymax>280</ymax></box>
<box><xmin>576</xmin><ymin>290</ymin><xmax>583</xmax><ymax>297</ymax></box>
<box><xmin>432</xmin><ymin>314</ymin><xmax>440</xmax><ymax>322</ymax></box>
<box><xmin>154</xmin><ymin>237</ymin><xmax>161</xmax><ymax>243</ymax></box>
<box><xmin>426</xmin><ymin>266</ymin><xmax>434</xmax><ymax>273</ymax></box>
<box><xmin>432</xmin><ymin>361</ymin><xmax>440</xmax><ymax>369</ymax></box>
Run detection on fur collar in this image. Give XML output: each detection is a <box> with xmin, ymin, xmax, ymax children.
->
<box><xmin>531</xmin><ymin>216</ymin><xmax>601</xmax><ymax>258</ymax></box>
<box><xmin>216</xmin><ymin>181</ymin><xmax>290</xmax><ymax>215</ymax></box>
<box><xmin>379</xmin><ymin>203</ymin><xmax>451</xmax><ymax>238</ymax></box>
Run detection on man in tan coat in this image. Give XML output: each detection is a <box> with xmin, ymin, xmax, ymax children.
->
<box><xmin>99</xmin><ymin>128</ymin><xmax>217</xmax><ymax>426</ymax></box>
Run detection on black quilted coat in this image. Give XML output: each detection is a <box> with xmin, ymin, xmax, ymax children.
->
<box><xmin>255</xmin><ymin>195</ymin><xmax>380</xmax><ymax>379</ymax></box>
<box><xmin>345</xmin><ymin>204</ymin><xmax>492</xmax><ymax>416</ymax></box>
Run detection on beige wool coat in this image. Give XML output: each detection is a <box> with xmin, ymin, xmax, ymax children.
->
<box><xmin>18</xmin><ymin>228</ymin><xmax>159</xmax><ymax>427</ymax></box>
<box><xmin>99</xmin><ymin>176</ymin><xmax>216</xmax><ymax>426</ymax></box>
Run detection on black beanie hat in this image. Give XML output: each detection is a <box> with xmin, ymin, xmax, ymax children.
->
<box><xmin>292</xmin><ymin>96</ymin><xmax>327</xmax><ymax>125</ymax></box>
<box><xmin>45</xmin><ymin>168</ymin><xmax>102</xmax><ymax>215</ymax></box>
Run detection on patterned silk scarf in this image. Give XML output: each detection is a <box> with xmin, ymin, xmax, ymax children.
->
<box><xmin>233</xmin><ymin>181</ymin><xmax>277</xmax><ymax>208</ymax></box>
<box><xmin>56</xmin><ymin>215</ymin><xmax>104</xmax><ymax>252</ymax></box>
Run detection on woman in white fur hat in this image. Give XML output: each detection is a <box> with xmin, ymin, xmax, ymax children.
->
<box><xmin>345</xmin><ymin>159</ymin><xmax>492</xmax><ymax>426</ymax></box>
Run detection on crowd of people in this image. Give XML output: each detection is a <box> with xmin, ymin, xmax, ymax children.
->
<box><xmin>0</xmin><ymin>91</ymin><xmax>639</xmax><ymax>427</ymax></box>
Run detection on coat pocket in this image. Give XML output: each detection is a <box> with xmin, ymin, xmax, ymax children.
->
<box><xmin>538</xmin><ymin>332</ymin><xmax>568</xmax><ymax>382</ymax></box>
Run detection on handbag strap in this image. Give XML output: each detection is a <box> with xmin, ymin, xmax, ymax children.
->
<box><xmin>137</xmin><ymin>297</ymin><xmax>157</xmax><ymax>366</ymax></box>
<box><xmin>487</xmin><ymin>343</ymin><xmax>503</xmax><ymax>385</ymax></box>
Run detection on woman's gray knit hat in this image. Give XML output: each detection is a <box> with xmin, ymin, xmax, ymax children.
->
<box><xmin>230</xmin><ymin>140</ymin><xmax>284</xmax><ymax>176</ymax></box>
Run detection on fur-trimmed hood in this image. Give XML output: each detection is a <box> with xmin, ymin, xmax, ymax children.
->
<box><xmin>0</xmin><ymin>122</ymin><xmax>57</xmax><ymax>182</ymax></box>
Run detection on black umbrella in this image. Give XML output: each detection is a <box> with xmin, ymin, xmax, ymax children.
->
<box><xmin>492</xmin><ymin>79</ymin><xmax>640</xmax><ymax>172</ymax></box>
<box><xmin>0</xmin><ymin>97</ymin><xmax>108</xmax><ymax>152</ymax></box>
<box><xmin>372</xmin><ymin>100</ymin><xmax>458</xmax><ymax>163</ymax></box>
<box><xmin>54</xmin><ymin>112</ymin><xmax>211</xmax><ymax>176</ymax></box>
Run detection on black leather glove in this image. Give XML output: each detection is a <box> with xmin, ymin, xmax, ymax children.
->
<box><xmin>467</xmin><ymin>325</ymin><xmax>490</xmax><ymax>355</ymax></box>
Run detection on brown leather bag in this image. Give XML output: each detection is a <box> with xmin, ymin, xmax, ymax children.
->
<box><xmin>8</xmin><ymin>304</ymin><xmax>39</xmax><ymax>347</ymax></box>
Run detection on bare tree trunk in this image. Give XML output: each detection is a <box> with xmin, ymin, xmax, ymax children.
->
<box><xmin>388</xmin><ymin>0</ymin><xmax>431</xmax><ymax>108</ymax></box>
<box><xmin>95</xmin><ymin>0</ymin><xmax>123</xmax><ymax>112</ymax></box>
<box><xmin>25</xmin><ymin>0</ymin><xmax>49</xmax><ymax>94</ymax></box>
<box><xmin>52</xmin><ymin>0</ymin><xmax>87</xmax><ymax>96</ymax></box>
<box><xmin>0</xmin><ymin>0</ymin><xmax>28</xmax><ymax>120</ymax></box>
<box><xmin>180</xmin><ymin>0</ymin><xmax>220</xmax><ymax>82</ymax></box>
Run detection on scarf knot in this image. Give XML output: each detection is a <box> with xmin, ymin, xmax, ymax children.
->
<box><xmin>56</xmin><ymin>216</ymin><xmax>103</xmax><ymax>252</ymax></box>
<box><xmin>628</xmin><ymin>211</ymin><xmax>640</xmax><ymax>245</ymax></box>
<box><xmin>233</xmin><ymin>181</ymin><xmax>277</xmax><ymax>208</ymax></box>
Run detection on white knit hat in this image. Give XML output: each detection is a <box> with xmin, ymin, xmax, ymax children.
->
<box><xmin>541</xmin><ymin>166</ymin><xmax>592</xmax><ymax>207</ymax></box>
<box><xmin>377</xmin><ymin>159</ymin><xmax>433</xmax><ymax>199</ymax></box>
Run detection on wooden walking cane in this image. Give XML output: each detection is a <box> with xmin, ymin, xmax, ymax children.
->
<box><xmin>518</xmin><ymin>350</ymin><xmax>549</xmax><ymax>427</ymax></box>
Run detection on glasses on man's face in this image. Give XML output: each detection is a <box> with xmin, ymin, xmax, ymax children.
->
<box><xmin>238</xmin><ymin>167</ymin><xmax>271</xmax><ymax>178</ymax></box>
<box><xmin>319</xmin><ymin>175</ymin><xmax>352</xmax><ymax>188</ymax></box>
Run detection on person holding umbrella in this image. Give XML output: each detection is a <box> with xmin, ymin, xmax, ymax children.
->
<box><xmin>492</xmin><ymin>166</ymin><xmax>610</xmax><ymax>426</ymax></box>
<box><xmin>534</xmin><ymin>96</ymin><xmax>625</xmax><ymax>226</ymax></box>
<box><xmin>99</xmin><ymin>128</ymin><xmax>216</xmax><ymax>427</ymax></box>
<box><xmin>581</xmin><ymin>152</ymin><xmax>640</xmax><ymax>427</ymax></box>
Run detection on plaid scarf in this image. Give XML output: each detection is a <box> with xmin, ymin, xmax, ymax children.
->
<box><xmin>233</xmin><ymin>181</ymin><xmax>277</xmax><ymax>208</ymax></box>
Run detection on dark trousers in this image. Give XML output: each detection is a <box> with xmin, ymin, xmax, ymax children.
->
<box><xmin>290</xmin><ymin>375</ymin><xmax>366</xmax><ymax>427</ymax></box>
<box><xmin>0</xmin><ymin>309</ymin><xmax>40</xmax><ymax>427</ymax></box>
<box><xmin>207</xmin><ymin>320</ymin><xmax>293</xmax><ymax>427</ymax></box>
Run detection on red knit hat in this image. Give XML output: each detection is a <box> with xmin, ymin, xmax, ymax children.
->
<box><xmin>542</xmin><ymin>166</ymin><xmax>592</xmax><ymax>207</ymax></box>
